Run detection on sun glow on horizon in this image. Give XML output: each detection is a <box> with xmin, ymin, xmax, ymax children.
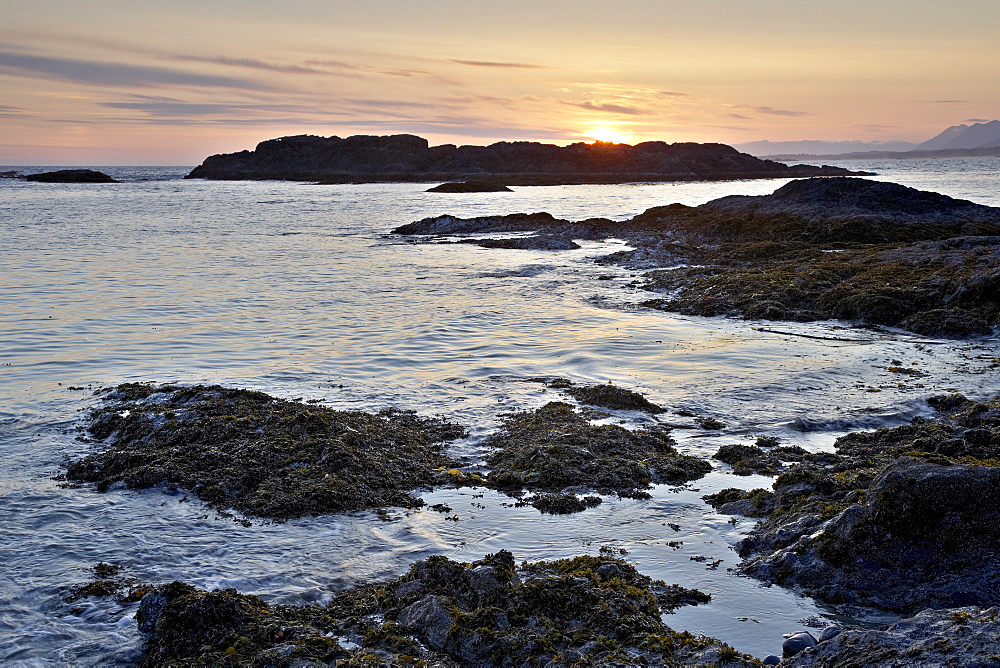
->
<box><xmin>584</xmin><ymin>124</ymin><xmax>637</xmax><ymax>144</ymax></box>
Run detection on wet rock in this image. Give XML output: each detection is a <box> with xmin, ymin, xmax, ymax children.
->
<box><xmin>135</xmin><ymin>551</ymin><xmax>746</xmax><ymax>667</ymax></box>
<box><xmin>483</xmin><ymin>402</ymin><xmax>711</xmax><ymax>502</ymax></box>
<box><xmin>458</xmin><ymin>234</ymin><xmax>580</xmax><ymax>250</ymax></box>
<box><xmin>562</xmin><ymin>382</ymin><xmax>666</xmax><ymax>413</ymax></box>
<box><xmin>782</xmin><ymin>631</ymin><xmax>817</xmax><ymax>658</ymax></box>
<box><xmin>66</xmin><ymin>383</ymin><xmax>467</xmax><ymax>520</ymax></box>
<box><xmin>763</xmin><ymin>654</ymin><xmax>781</xmax><ymax>665</ymax></box>
<box><xmin>427</xmin><ymin>181</ymin><xmax>513</xmax><ymax>192</ymax></box>
<box><xmin>24</xmin><ymin>169</ymin><xmax>118</xmax><ymax>183</ymax></box>
<box><xmin>818</xmin><ymin>625</ymin><xmax>841</xmax><ymax>642</ymax></box>
<box><xmin>733</xmin><ymin>394</ymin><xmax>1000</xmax><ymax>614</ymax></box>
<box><xmin>713</xmin><ymin>443</ymin><xmax>813</xmax><ymax>476</ymax></box>
<box><xmin>785</xmin><ymin>607</ymin><xmax>1000</xmax><ymax>666</ymax></box>
<box><xmin>523</xmin><ymin>492</ymin><xmax>603</xmax><ymax>514</ymax></box>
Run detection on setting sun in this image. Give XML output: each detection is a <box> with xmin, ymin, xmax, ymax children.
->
<box><xmin>585</xmin><ymin>124</ymin><xmax>636</xmax><ymax>144</ymax></box>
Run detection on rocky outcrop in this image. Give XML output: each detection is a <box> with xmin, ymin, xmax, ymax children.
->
<box><xmin>427</xmin><ymin>181</ymin><xmax>513</xmax><ymax>192</ymax></box>
<box><xmin>722</xmin><ymin>394</ymin><xmax>1000</xmax><ymax>614</ymax></box>
<box><xmin>24</xmin><ymin>169</ymin><xmax>117</xmax><ymax>183</ymax></box>
<box><xmin>133</xmin><ymin>551</ymin><xmax>755</xmax><ymax>667</ymax></box>
<box><xmin>185</xmin><ymin>133</ymin><xmax>867</xmax><ymax>182</ymax></box>
<box><xmin>392</xmin><ymin>177</ymin><xmax>1000</xmax><ymax>337</ymax></box>
<box><xmin>66</xmin><ymin>383</ymin><xmax>466</xmax><ymax>520</ymax></box>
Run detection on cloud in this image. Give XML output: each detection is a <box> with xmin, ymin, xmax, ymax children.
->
<box><xmin>918</xmin><ymin>99</ymin><xmax>967</xmax><ymax>103</ymax></box>
<box><xmin>449</xmin><ymin>59</ymin><xmax>549</xmax><ymax>69</ymax></box>
<box><xmin>966</xmin><ymin>118</ymin><xmax>991</xmax><ymax>123</ymax></box>
<box><xmin>0</xmin><ymin>50</ymin><xmax>272</xmax><ymax>90</ymax></box>
<box><xmin>659</xmin><ymin>90</ymin><xmax>690</xmax><ymax>97</ymax></box>
<box><xmin>727</xmin><ymin>113</ymin><xmax>751</xmax><ymax>119</ymax></box>
<box><xmin>750</xmin><ymin>106</ymin><xmax>809</xmax><ymax>117</ymax></box>
<box><xmin>100</xmin><ymin>99</ymin><xmax>307</xmax><ymax>117</ymax></box>
<box><xmin>564</xmin><ymin>100</ymin><xmax>651</xmax><ymax>116</ymax></box>
<box><xmin>0</xmin><ymin>104</ymin><xmax>26</xmax><ymax>117</ymax></box>
<box><xmin>175</xmin><ymin>55</ymin><xmax>328</xmax><ymax>74</ymax></box>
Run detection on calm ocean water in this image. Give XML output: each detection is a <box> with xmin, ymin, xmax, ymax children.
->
<box><xmin>1</xmin><ymin>158</ymin><xmax>998</xmax><ymax>664</ymax></box>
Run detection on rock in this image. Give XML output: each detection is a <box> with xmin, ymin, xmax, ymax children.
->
<box><xmin>427</xmin><ymin>181</ymin><xmax>513</xmax><ymax>192</ymax></box>
<box><xmin>482</xmin><ymin>401</ymin><xmax>711</xmax><ymax>502</ymax></box>
<box><xmin>186</xmin><ymin>133</ymin><xmax>866</xmax><ymax>182</ymax></box>
<box><xmin>396</xmin><ymin>594</ymin><xmax>455</xmax><ymax>649</ymax></box>
<box><xmin>134</xmin><ymin>551</ymin><xmax>745</xmax><ymax>667</ymax></box>
<box><xmin>562</xmin><ymin>383</ymin><xmax>666</xmax><ymax>413</ymax></box>
<box><xmin>782</xmin><ymin>631</ymin><xmax>817</xmax><ymax>657</ymax></box>
<box><xmin>762</xmin><ymin>654</ymin><xmax>781</xmax><ymax>665</ymax></box>
<box><xmin>24</xmin><ymin>169</ymin><xmax>118</xmax><ymax>183</ymax></box>
<box><xmin>785</xmin><ymin>607</ymin><xmax>1000</xmax><ymax>666</ymax></box>
<box><xmin>818</xmin><ymin>625</ymin><xmax>842</xmax><ymax>642</ymax></box>
<box><xmin>66</xmin><ymin>383</ymin><xmax>467</xmax><ymax>520</ymax></box>
<box><xmin>733</xmin><ymin>393</ymin><xmax>1000</xmax><ymax>614</ymax></box>
<box><xmin>458</xmin><ymin>235</ymin><xmax>580</xmax><ymax>250</ymax></box>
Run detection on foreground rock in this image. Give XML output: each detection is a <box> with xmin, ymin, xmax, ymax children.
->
<box><xmin>186</xmin><ymin>133</ymin><xmax>865</xmax><ymax>182</ymax></box>
<box><xmin>711</xmin><ymin>394</ymin><xmax>1000</xmax><ymax>614</ymax></box>
<box><xmin>133</xmin><ymin>551</ymin><xmax>755</xmax><ymax>667</ymax></box>
<box><xmin>784</xmin><ymin>607</ymin><xmax>1000</xmax><ymax>666</ymax></box>
<box><xmin>24</xmin><ymin>169</ymin><xmax>118</xmax><ymax>183</ymax></box>
<box><xmin>65</xmin><ymin>383</ymin><xmax>466</xmax><ymax>520</ymax></box>
<box><xmin>482</xmin><ymin>401</ymin><xmax>711</xmax><ymax>513</ymax></box>
<box><xmin>394</xmin><ymin>178</ymin><xmax>1000</xmax><ymax>337</ymax></box>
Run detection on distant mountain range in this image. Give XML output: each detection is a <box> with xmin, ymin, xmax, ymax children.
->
<box><xmin>737</xmin><ymin>120</ymin><xmax>1000</xmax><ymax>159</ymax></box>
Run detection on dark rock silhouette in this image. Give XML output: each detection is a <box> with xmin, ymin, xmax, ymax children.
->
<box><xmin>427</xmin><ymin>181</ymin><xmax>513</xmax><ymax>192</ymax></box>
<box><xmin>185</xmin><ymin>133</ymin><xmax>868</xmax><ymax>183</ymax></box>
<box><xmin>24</xmin><ymin>169</ymin><xmax>118</xmax><ymax>183</ymax></box>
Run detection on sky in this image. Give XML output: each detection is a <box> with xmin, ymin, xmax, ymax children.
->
<box><xmin>2</xmin><ymin>0</ymin><xmax>998</xmax><ymax>164</ymax></box>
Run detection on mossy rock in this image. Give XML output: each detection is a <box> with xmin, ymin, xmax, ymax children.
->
<box><xmin>482</xmin><ymin>402</ymin><xmax>711</xmax><ymax>501</ymax></box>
<box><xmin>67</xmin><ymin>383</ymin><xmax>467</xmax><ymax>520</ymax></box>
<box><xmin>135</xmin><ymin>551</ymin><xmax>752</xmax><ymax>667</ymax></box>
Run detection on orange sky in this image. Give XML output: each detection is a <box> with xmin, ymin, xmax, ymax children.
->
<box><xmin>2</xmin><ymin>0</ymin><xmax>998</xmax><ymax>164</ymax></box>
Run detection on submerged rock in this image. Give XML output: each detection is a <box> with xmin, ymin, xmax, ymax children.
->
<box><xmin>562</xmin><ymin>382</ymin><xmax>667</xmax><ymax>413</ymax></box>
<box><xmin>729</xmin><ymin>394</ymin><xmax>1000</xmax><ymax>614</ymax></box>
<box><xmin>483</xmin><ymin>402</ymin><xmax>711</xmax><ymax>503</ymax></box>
<box><xmin>135</xmin><ymin>551</ymin><xmax>747</xmax><ymax>667</ymax></box>
<box><xmin>66</xmin><ymin>383</ymin><xmax>467</xmax><ymax>520</ymax></box>
<box><xmin>24</xmin><ymin>169</ymin><xmax>118</xmax><ymax>183</ymax></box>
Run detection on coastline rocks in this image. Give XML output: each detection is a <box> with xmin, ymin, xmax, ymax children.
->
<box><xmin>784</xmin><ymin>607</ymin><xmax>1000</xmax><ymax>666</ymax></box>
<box><xmin>730</xmin><ymin>394</ymin><xmax>1000</xmax><ymax>614</ymax></box>
<box><xmin>134</xmin><ymin>551</ymin><xmax>753</xmax><ymax>667</ymax></box>
<box><xmin>482</xmin><ymin>402</ymin><xmax>712</xmax><ymax>507</ymax></box>
<box><xmin>65</xmin><ymin>383</ymin><xmax>466</xmax><ymax>520</ymax></box>
<box><xmin>185</xmin><ymin>133</ymin><xmax>865</xmax><ymax>182</ymax></box>
<box><xmin>24</xmin><ymin>169</ymin><xmax>118</xmax><ymax>183</ymax></box>
<box><xmin>393</xmin><ymin>178</ymin><xmax>1000</xmax><ymax>337</ymax></box>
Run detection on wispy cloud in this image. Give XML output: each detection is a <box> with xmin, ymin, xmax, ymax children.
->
<box><xmin>0</xmin><ymin>104</ymin><xmax>26</xmax><ymax>117</ymax></box>
<box><xmin>965</xmin><ymin>118</ymin><xmax>991</xmax><ymax>123</ymax></box>
<box><xmin>0</xmin><ymin>50</ymin><xmax>272</xmax><ymax>90</ymax></box>
<box><xmin>920</xmin><ymin>99</ymin><xmax>967</xmax><ymax>103</ymax></box>
<box><xmin>564</xmin><ymin>100</ymin><xmax>652</xmax><ymax>116</ymax></box>
<box><xmin>449</xmin><ymin>59</ymin><xmax>550</xmax><ymax>69</ymax></box>
<box><xmin>175</xmin><ymin>55</ymin><xmax>328</xmax><ymax>74</ymax></box>
<box><xmin>750</xmin><ymin>106</ymin><xmax>809</xmax><ymax>117</ymax></box>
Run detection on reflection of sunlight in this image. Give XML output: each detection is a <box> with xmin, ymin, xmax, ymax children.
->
<box><xmin>585</xmin><ymin>124</ymin><xmax>635</xmax><ymax>144</ymax></box>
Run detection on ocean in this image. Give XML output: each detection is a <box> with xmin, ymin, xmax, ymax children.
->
<box><xmin>1</xmin><ymin>157</ymin><xmax>998</xmax><ymax>664</ymax></box>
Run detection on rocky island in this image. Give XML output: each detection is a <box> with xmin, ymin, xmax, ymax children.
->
<box><xmin>185</xmin><ymin>133</ymin><xmax>868</xmax><ymax>184</ymax></box>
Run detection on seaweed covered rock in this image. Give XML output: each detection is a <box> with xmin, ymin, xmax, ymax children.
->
<box><xmin>135</xmin><ymin>551</ymin><xmax>750</xmax><ymax>667</ymax></box>
<box><xmin>66</xmin><ymin>383</ymin><xmax>467</xmax><ymax>520</ymax></box>
<box><xmin>562</xmin><ymin>382</ymin><xmax>666</xmax><ymax>413</ymax></box>
<box><xmin>785</xmin><ymin>607</ymin><xmax>1000</xmax><ymax>667</ymax></box>
<box><xmin>732</xmin><ymin>394</ymin><xmax>1000</xmax><ymax>613</ymax></box>
<box><xmin>483</xmin><ymin>402</ymin><xmax>711</xmax><ymax>504</ymax></box>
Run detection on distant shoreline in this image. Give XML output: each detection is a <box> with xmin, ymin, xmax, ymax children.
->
<box><xmin>760</xmin><ymin>145</ymin><xmax>1000</xmax><ymax>161</ymax></box>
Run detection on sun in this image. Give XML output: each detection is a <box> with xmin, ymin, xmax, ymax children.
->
<box><xmin>585</xmin><ymin>125</ymin><xmax>635</xmax><ymax>144</ymax></box>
